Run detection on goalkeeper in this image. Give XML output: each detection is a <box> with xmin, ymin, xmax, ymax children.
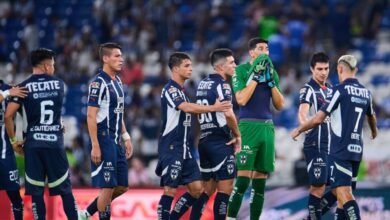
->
<box><xmin>228</xmin><ymin>38</ymin><xmax>285</xmax><ymax>220</ymax></box>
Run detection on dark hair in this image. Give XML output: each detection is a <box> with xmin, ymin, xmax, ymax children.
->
<box><xmin>30</xmin><ymin>48</ymin><xmax>55</xmax><ymax>67</ymax></box>
<box><xmin>248</xmin><ymin>37</ymin><xmax>268</xmax><ymax>50</ymax></box>
<box><xmin>310</xmin><ymin>52</ymin><xmax>329</xmax><ymax>68</ymax></box>
<box><xmin>99</xmin><ymin>42</ymin><xmax>122</xmax><ymax>62</ymax></box>
<box><xmin>168</xmin><ymin>52</ymin><xmax>190</xmax><ymax>70</ymax></box>
<box><xmin>210</xmin><ymin>48</ymin><xmax>233</xmax><ymax>66</ymax></box>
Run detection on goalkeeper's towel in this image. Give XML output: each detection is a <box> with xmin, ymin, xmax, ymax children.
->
<box><xmin>246</xmin><ymin>54</ymin><xmax>274</xmax><ymax>86</ymax></box>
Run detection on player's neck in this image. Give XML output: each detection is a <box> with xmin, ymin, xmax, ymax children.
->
<box><xmin>102</xmin><ymin>67</ymin><xmax>116</xmax><ymax>79</ymax></box>
<box><xmin>215</xmin><ymin>71</ymin><xmax>226</xmax><ymax>80</ymax></box>
<box><xmin>171</xmin><ymin>73</ymin><xmax>185</xmax><ymax>87</ymax></box>
<box><xmin>32</xmin><ymin>67</ymin><xmax>47</xmax><ymax>75</ymax></box>
<box><xmin>313</xmin><ymin>78</ymin><xmax>325</xmax><ymax>86</ymax></box>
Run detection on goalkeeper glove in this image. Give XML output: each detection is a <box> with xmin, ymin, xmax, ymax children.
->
<box><xmin>265</xmin><ymin>66</ymin><xmax>276</xmax><ymax>88</ymax></box>
<box><xmin>251</xmin><ymin>59</ymin><xmax>268</xmax><ymax>83</ymax></box>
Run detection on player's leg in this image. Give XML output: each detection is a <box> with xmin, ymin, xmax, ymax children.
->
<box><xmin>320</xmin><ymin>188</ymin><xmax>337</xmax><ymax>216</ymax></box>
<box><xmin>190</xmin><ymin>180</ymin><xmax>216</xmax><ymax>220</ymax></box>
<box><xmin>45</xmin><ymin>148</ymin><xmax>78</xmax><ymax>220</ymax></box>
<box><xmin>330</xmin><ymin>157</ymin><xmax>361</xmax><ymax>219</ymax></box>
<box><xmin>24</xmin><ymin>148</ymin><xmax>47</xmax><ymax>219</ymax></box>
<box><xmin>1</xmin><ymin>152</ymin><xmax>23</xmax><ymax>220</ymax></box>
<box><xmin>170</xmin><ymin>158</ymin><xmax>203</xmax><ymax>220</ymax></box>
<box><xmin>227</xmin><ymin>121</ymin><xmax>256</xmax><ymax>219</ymax></box>
<box><xmin>250</xmin><ymin>122</ymin><xmax>274</xmax><ymax>220</ymax></box>
<box><xmin>215</xmin><ymin>178</ymin><xmax>234</xmax><ymax>220</ymax></box>
<box><xmin>158</xmin><ymin>186</ymin><xmax>176</xmax><ymax>220</ymax></box>
<box><xmin>304</xmin><ymin>149</ymin><xmax>328</xmax><ymax>219</ymax></box>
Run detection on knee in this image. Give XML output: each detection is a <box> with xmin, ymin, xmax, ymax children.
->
<box><xmin>189</xmin><ymin>186</ymin><xmax>204</xmax><ymax>199</ymax></box>
<box><xmin>310</xmin><ymin>185</ymin><xmax>325</xmax><ymax>197</ymax></box>
<box><xmin>115</xmin><ymin>186</ymin><xmax>128</xmax><ymax>195</ymax></box>
<box><xmin>163</xmin><ymin>187</ymin><xmax>177</xmax><ymax>197</ymax></box>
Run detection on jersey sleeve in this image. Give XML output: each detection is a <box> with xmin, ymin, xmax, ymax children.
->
<box><xmin>217</xmin><ymin>82</ymin><xmax>232</xmax><ymax>102</ymax></box>
<box><xmin>299</xmin><ymin>85</ymin><xmax>311</xmax><ymax>104</ymax></box>
<box><xmin>321</xmin><ymin>88</ymin><xmax>341</xmax><ymax>115</ymax></box>
<box><xmin>366</xmin><ymin>92</ymin><xmax>375</xmax><ymax>116</ymax></box>
<box><xmin>87</xmin><ymin>78</ymin><xmax>105</xmax><ymax>107</ymax></box>
<box><xmin>164</xmin><ymin>86</ymin><xmax>185</xmax><ymax>110</ymax></box>
<box><xmin>232</xmin><ymin>65</ymin><xmax>247</xmax><ymax>93</ymax></box>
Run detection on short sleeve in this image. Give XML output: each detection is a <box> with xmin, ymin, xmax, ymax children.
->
<box><xmin>87</xmin><ymin>78</ymin><xmax>105</xmax><ymax>107</ymax></box>
<box><xmin>232</xmin><ymin>65</ymin><xmax>246</xmax><ymax>93</ymax></box>
<box><xmin>217</xmin><ymin>82</ymin><xmax>232</xmax><ymax>102</ymax></box>
<box><xmin>321</xmin><ymin>89</ymin><xmax>341</xmax><ymax>115</ymax></box>
<box><xmin>299</xmin><ymin>85</ymin><xmax>312</xmax><ymax>104</ymax></box>
<box><xmin>164</xmin><ymin>86</ymin><xmax>185</xmax><ymax>109</ymax></box>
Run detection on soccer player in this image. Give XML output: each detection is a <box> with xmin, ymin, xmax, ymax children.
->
<box><xmin>156</xmin><ymin>52</ymin><xmax>232</xmax><ymax>220</ymax></box>
<box><xmin>298</xmin><ymin>52</ymin><xmax>337</xmax><ymax>219</ymax></box>
<box><xmin>82</xmin><ymin>42</ymin><xmax>133</xmax><ymax>220</ymax></box>
<box><xmin>292</xmin><ymin>55</ymin><xmax>378</xmax><ymax>220</ymax></box>
<box><xmin>4</xmin><ymin>48</ymin><xmax>78</xmax><ymax>220</ymax></box>
<box><xmin>227</xmin><ymin>37</ymin><xmax>285</xmax><ymax>220</ymax></box>
<box><xmin>190</xmin><ymin>48</ymin><xmax>241</xmax><ymax>220</ymax></box>
<box><xmin>0</xmin><ymin>83</ymin><xmax>26</xmax><ymax>220</ymax></box>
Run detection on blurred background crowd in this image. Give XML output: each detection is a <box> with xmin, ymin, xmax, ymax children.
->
<box><xmin>0</xmin><ymin>0</ymin><xmax>389</xmax><ymax>188</ymax></box>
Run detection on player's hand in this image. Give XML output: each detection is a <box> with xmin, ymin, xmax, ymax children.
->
<box><xmin>124</xmin><ymin>139</ymin><xmax>133</xmax><ymax>159</ymax></box>
<box><xmin>291</xmin><ymin>128</ymin><xmax>301</xmax><ymax>141</ymax></box>
<box><xmin>12</xmin><ymin>141</ymin><xmax>24</xmax><ymax>155</ymax></box>
<box><xmin>251</xmin><ymin>60</ymin><xmax>268</xmax><ymax>84</ymax></box>
<box><xmin>265</xmin><ymin>67</ymin><xmax>276</xmax><ymax>88</ymax></box>
<box><xmin>226</xmin><ymin>136</ymin><xmax>242</xmax><ymax>155</ymax></box>
<box><xmin>9</xmin><ymin>86</ymin><xmax>28</xmax><ymax>98</ymax></box>
<box><xmin>91</xmin><ymin>143</ymin><xmax>102</xmax><ymax>165</ymax></box>
<box><xmin>371</xmin><ymin>129</ymin><xmax>378</xmax><ymax>139</ymax></box>
<box><xmin>213</xmin><ymin>99</ymin><xmax>232</xmax><ymax>112</ymax></box>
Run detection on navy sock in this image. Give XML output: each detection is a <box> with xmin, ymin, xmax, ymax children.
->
<box><xmin>6</xmin><ymin>190</ymin><xmax>23</xmax><ymax>220</ymax></box>
<box><xmin>32</xmin><ymin>195</ymin><xmax>46</xmax><ymax>220</ymax></box>
<box><xmin>190</xmin><ymin>192</ymin><xmax>209</xmax><ymax>220</ymax></box>
<box><xmin>343</xmin><ymin>200</ymin><xmax>361</xmax><ymax>220</ymax></box>
<box><xmin>158</xmin><ymin>195</ymin><xmax>173</xmax><ymax>220</ymax></box>
<box><xmin>170</xmin><ymin>192</ymin><xmax>197</xmax><ymax>220</ymax></box>
<box><xmin>86</xmin><ymin>197</ymin><xmax>98</xmax><ymax>216</ymax></box>
<box><xmin>308</xmin><ymin>194</ymin><xmax>321</xmax><ymax>220</ymax></box>
<box><xmin>214</xmin><ymin>192</ymin><xmax>230</xmax><ymax>220</ymax></box>
<box><xmin>335</xmin><ymin>208</ymin><xmax>347</xmax><ymax>220</ymax></box>
<box><xmin>61</xmin><ymin>193</ymin><xmax>78</xmax><ymax>220</ymax></box>
<box><xmin>99</xmin><ymin>205</ymin><xmax>111</xmax><ymax>220</ymax></box>
<box><xmin>320</xmin><ymin>191</ymin><xmax>337</xmax><ymax>215</ymax></box>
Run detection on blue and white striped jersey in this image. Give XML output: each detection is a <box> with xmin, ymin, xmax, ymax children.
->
<box><xmin>0</xmin><ymin>80</ymin><xmax>12</xmax><ymax>159</ymax></box>
<box><xmin>87</xmin><ymin>70</ymin><xmax>125</xmax><ymax>145</ymax></box>
<box><xmin>321</xmin><ymin>78</ymin><xmax>375</xmax><ymax>161</ymax></box>
<box><xmin>196</xmin><ymin>74</ymin><xmax>232</xmax><ymax>141</ymax></box>
<box><xmin>299</xmin><ymin>78</ymin><xmax>332</xmax><ymax>152</ymax></box>
<box><xmin>159</xmin><ymin>79</ymin><xmax>192</xmax><ymax>159</ymax></box>
<box><xmin>11</xmin><ymin>74</ymin><xmax>65</xmax><ymax>149</ymax></box>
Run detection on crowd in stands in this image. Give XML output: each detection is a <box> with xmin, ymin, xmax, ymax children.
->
<box><xmin>0</xmin><ymin>0</ymin><xmax>389</xmax><ymax>187</ymax></box>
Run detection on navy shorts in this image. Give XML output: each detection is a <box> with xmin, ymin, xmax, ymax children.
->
<box><xmin>328</xmin><ymin>155</ymin><xmax>360</xmax><ymax>189</ymax></box>
<box><xmin>91</xmin><ymin>134</ymin><xmax>128</xmax><ymax>188</ymax></box>
<box><xmin>155</xmin><ymin>153</ymin><xmax>201</xmax><ymax>188</ymax></box>
<box><xmin>24</xmin><ymin>147</ymin><xmax>72</xmax><ymax>196</ymax></box>
<box><xmin>304</xmin><ymin>148</ymin><xmax>329</xmax><ymax>186</ymax></box>
<box><xmin>198</xmin><ymin>140</ymin><xmax>236</xmax><ymax>181</ymax></box>
<box><xmin>0</xmin><ymin>149</ymin><xmax>20</xmax><ymax>191</ymax></box>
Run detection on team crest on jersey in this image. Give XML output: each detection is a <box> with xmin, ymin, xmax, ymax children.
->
<box><xmin>240</xmin><ymin>155</ymin><xmax>247</xmax><ymax>164</ymax></box>
<box><xmin>170</xmin><ymin>169</ymin><xmax>179</xmax><ymax>180</ymax></box>
<box><xmin>104</xmin><ymin>171</ymin><xmax>111</xmax><ymax>182</ymax></box>
<box><xmin>227</xmin><ymin>164</ymin><xmax>235</xmax><ymax>174</ymax></box>
<box><xmin>91</xmin><ymin>82</ymin><xmax>100</xmax><ymax>89</ymax></box>
<box><xmin>168</xmin><ymin>87</ymin><xmax>178</xmax><ymax>94</ymax></box>
<box><xmin>314</xmin><ymin>168</ymin><xmax>321</xmax><ymax>179</ymax></box>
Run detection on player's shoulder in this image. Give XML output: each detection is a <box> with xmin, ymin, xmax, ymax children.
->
<box><xmin>235</xmin><ymin>63</ymin><xmax>250</xmax><ymax>73</ymax></box>
<box><xmin>0</xmin><ymin>80</ymin><xmax>11</xmax><ymax>90</ymax></box>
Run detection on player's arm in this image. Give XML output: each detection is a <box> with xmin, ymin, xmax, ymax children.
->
<box><xmin>235</xmin><ymin>82</ymin><xmax>258</xmax><ymax>106</ymax></box>
<box><xmin>178</xmin><ymin>99</ymin><xmax>231</xmax><ymax>114</ymax></box>
<box><xmin>224</xmin><ymin>108</ymin><xmax>241</xmax><ymax>154</ymax></box>
<box><xmin>270</xmin><ymin>87</ymin><xmax>285</xmax><ymax>111</ymax></box>
<box><xmin>4</xmin><ymin>102</ymin><xmax>24</xmax><ymax>154</ymax></box>
<box><xmin>0</xmin><ymin>86</ymin><xmax>28</xmax><ymax>102</ymax></box>
<box><xmin>298</xmin><ymin>103</ymin><xmax>310</xmax><ymax>125</ymax></box>
<box><xmin>367</xmin><ymin>114</ymin><xmax>378</xmax><ymax>139</ymax></box>
<box><xmin>291</xmin><ymin>110</ymin><xmax>327</xmax><ymax>140</ymax></box>
<box><xmin>121</xmin><ymin>120</ymin><xmax>133</xmax><ymax>159</ymax></box>
<box><xmin>87</xmin><ymin>106</ymin><xmax>101</xmax><ymax>164</ymax></box>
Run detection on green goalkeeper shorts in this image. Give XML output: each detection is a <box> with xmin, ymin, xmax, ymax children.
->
<box><xmin>236</xmin><ymin>120</ymin><xmax>275</xmax><ymax>173</ymax></box>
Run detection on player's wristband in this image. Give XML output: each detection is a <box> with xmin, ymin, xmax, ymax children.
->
<box><xmin>122</xmin><ymin>132</ymin><xmax>131</xmax><ymax>141</ymax></box>
<box><xmin>1</xmin><ymin>90</ymin><xmax>10</xmax><ymax>99</ymax></box>
<box><xmin>9</xmin><ymin>136</ymin><xmax>17</xmax><ymax>145</ymax></box>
